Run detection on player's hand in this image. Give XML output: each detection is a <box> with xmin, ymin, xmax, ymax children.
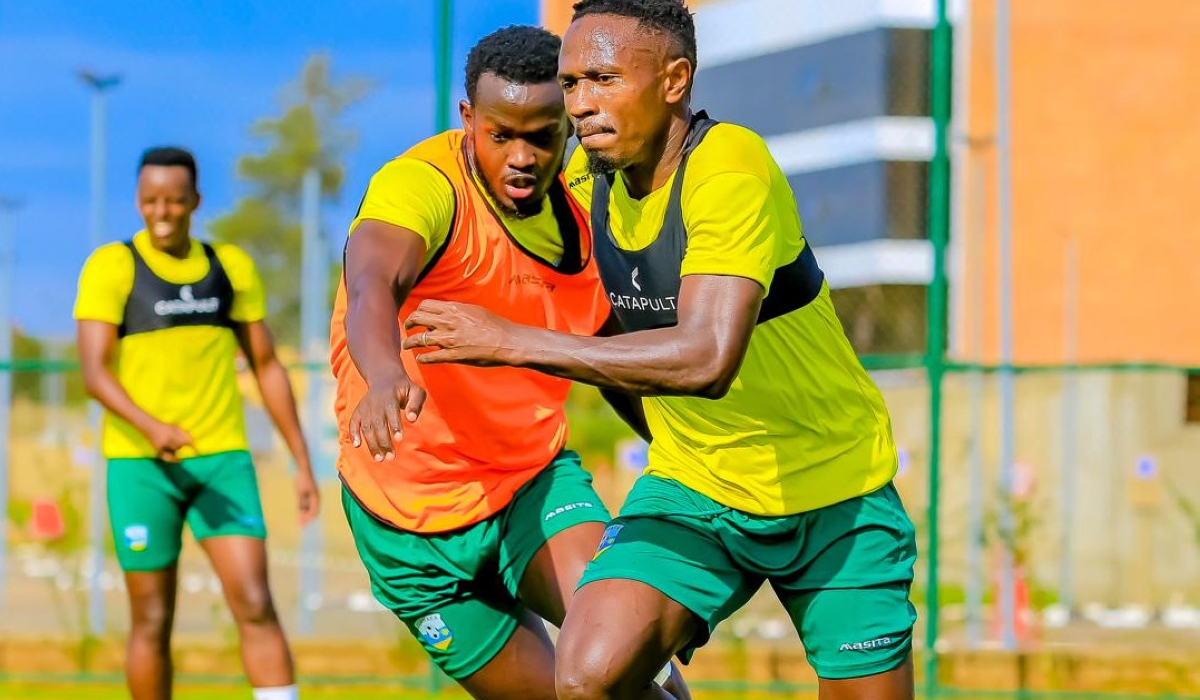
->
<box><xmin>348</xmin><ymin>373</ymin><xmax>427</xmax><ymax>462</ymax></box>
<box><xmin>146</xmin><ymin>421</ymin><xmax>193</xmax><ymax>463</ymax></box>
<box><xmin>294</xmin><ymin>468</ymin><xmax>321</xmax><ymax>526</ymax></box>
<box><xmin>403</xmin><ymin>300</ymin><xmax>518</xmax><ymax>367</ymax></box>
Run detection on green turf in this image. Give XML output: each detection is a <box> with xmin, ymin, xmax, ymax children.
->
<box><xmin>0</xmin><ymin>682</ymin><xmax>470</xmax><ymax>700</ymax></box>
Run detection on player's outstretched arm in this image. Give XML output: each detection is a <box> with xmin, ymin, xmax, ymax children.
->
<box><xmin>77</xmin><ymin>319</ymin><xmax>195</xmax><ymax>461</ymax></box>
<box><xmin>404</xmin><ymin>273</ymin><xmax>763</xmax><ymax>399</ymax></box>
<box><xmin>343</xmin><ymin>221</ymin><xmax>429</xmax><ymax>461</ymax></box>
<box><xmin>236</xmin><ymin>320</ymin><xmax>320</xmax><ymax>525</ymax></box>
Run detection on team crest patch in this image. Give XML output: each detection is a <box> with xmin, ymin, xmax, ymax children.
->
<box><xmin>124</xmin><ymin>525</ymin><xmax>149</xmax><ymax>552</ymax></box>
<box><xmin>592</xmin><ymin>524</ymin><xmax>624</xmax><ymax>560</ymax></box>
<box><xmin>417</xmin><ymin>613</ymin><xmax>454</xmax><ymax>651</ymax></box>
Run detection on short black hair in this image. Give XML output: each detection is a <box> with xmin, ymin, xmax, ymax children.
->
<box><xmin>572</xmin><ymin>0</ymin><xmax>697</xmax><ymax>70</ymax></box>
<box><xmin>465</xmin><ymin>25</ymin><xmax>562</xmax><ymax>102</ymax></box>
<box><xmin>139</xmin><ymin>146</ymin><xmax>198</xmax><ymax>189</ymax></box>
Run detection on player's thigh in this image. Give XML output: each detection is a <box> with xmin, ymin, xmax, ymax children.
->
<box><xmin>776</xmin><ymin>484</ymin><xmax>918</xmax><ymax>684</ymax></box>
<box><xmin>459</xmin><ymin>609</ymin><xmax>557</xmax><ymax>700</ymax></box>
<box><xmin>569</xmin><ymin>476</ymin><xmax>763</xmax><ymax>669</ymax></box>
<box><xmin>185</xmin><ymin>451</ymin><xmax>267</xmax><ymax>541</ymax></box>
<box><xmin>107</xmin><ymin>458</ymin><xmax>187</xmax><ymax>572</ymax></box>
<box><xmin>341</xmin><ymin>487</ymin><xmax>521</xmax><ymax>681</ymax></box>
<box><xmin>556</xmin><ymin>577</ymin><xmax>699</xmax><ymax>698</ymax></box>
<box><xmin>500</xmin><ymin>451</ymin><xmax>611</xmax><ymax>625</ymax></box>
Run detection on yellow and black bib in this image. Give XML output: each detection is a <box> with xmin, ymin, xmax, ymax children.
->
<box><xmin>118</xmin><ymin>241</ymin><xmax>235</xmax><ymax>338</ymax></box>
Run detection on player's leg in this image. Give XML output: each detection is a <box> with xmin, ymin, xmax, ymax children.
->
<box><xmin>500</xmin><ymin>451</ymin><xmax>691</xmax><ymax>700</ymax></box>
<box><xmin>556</xmin><ymin>475</ymin><xmax>760</xmax><ymax>700</ymax></box>
<box><xmin>107</xmin><ymin>457</ymin><xmax>189</xmax><ymax>700</ymax></box>
<box><xmin>188</xmin><ymin>451</ymin><xmax>294</xmax><ymax>693</ymax></box>
<box><xmin>557</xmin><ymin>579</ymin><xmax>699</xmax><ymax>700</ymax></box>
<box><xmin>341</xmin><ymin>486</ymin><xmax>557</xmax><ymax>700</ymax></box>
<box><xmin>200</xmin><ymin>537</ymin><xmax>293</xmax><ymax>689</ymax></box>
<box><xmin>124</xmin><ymin>567</ymin><xmax>179</xmax><ymax>700</ymax></box>
<box><xmin>772</xmin><ymin>483</ymin><xmax>918</xmax><ymax>700</ymax></box>
<box><xmin>500</xmin><ymin>451</ymin><xmax>610</xmax><ymax>626</ymax></box>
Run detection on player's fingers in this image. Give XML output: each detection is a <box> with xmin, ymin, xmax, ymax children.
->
<box><xmin>404</xmin><ymin>385</ymin><xmax>427</xmax><ymax>423</ymax></box>
<box><xmin>403</xmin><ymin>310</ymin><xmax>432</xmax><ymax>331</ymax></box>
<box><xmin>299</xmin><ymin>493</ymin><xmax>319</xmax><ymax>525</ymax></box>
<box><xmin>348</xmin><ymin>413</ymin><xmax>363</xmax><ymax>447</ymax></box>
<box><xmin>371</xmin><ymin>415</ymin><xmax>395</xmax><ymax>461</ymax></box>
<box><xmin>384</xmin><ymin>400</ymin><xmax>403</xmax><ymax>441</ymax></box>
<box><xmin>159</xmin><ymin>448</ymin><xmax>181</xmax><ymax>463</ymax></box>
<box><xmin>416</xmin><ymin>348</ymin><xmax>456</xmax><ymax>365</ymax></box>
<box><xmin>360</xmin><ymin>412</ymin><xmax>384</xmax><ymax>460</ymax></box>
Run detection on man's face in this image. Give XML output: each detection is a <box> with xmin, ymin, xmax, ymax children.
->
<box><xmin>559</xmin><ymin>13</ymin><xmax>677</xmax><ymax>175</ymax></box>
<box><xmin>462</xmin><ymin>73</ymin><xmax>570</xmax><ymax>218</ymax></box>
<box><xmin>136</xmin><ymin>165</ymin><xmax>199</xmax><ymax>252</ymax></box>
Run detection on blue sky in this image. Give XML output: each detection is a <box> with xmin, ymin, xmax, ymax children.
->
<box><xmin>0</xmin><ymin>0</ymin><xmax>538</xmax><ymax>337</ymax></box>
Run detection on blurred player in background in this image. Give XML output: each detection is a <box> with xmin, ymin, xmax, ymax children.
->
<box><xmin>331</xmin><ymin>25</ymin><xmax>685</xmax><ymax>700</ymax></box>
<box><xmin>75</xmin><ymin>146</ymin><xmax>319</xmax><ymax>700</ymax></box>
<box><xmin>401</xmin><ymin>1</ymin><xmax>918</xmax><ymax>699</ymax></box>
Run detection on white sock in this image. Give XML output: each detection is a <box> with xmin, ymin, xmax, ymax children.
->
<box><xmin>252</xmin><ymin>685</ymin><xmax>298</xmax><ymax>700</ymax></box>
<box><xmin>654</xmin><ymin>662</ymin><xmax>673</xmax><ymax>686</ymax></box>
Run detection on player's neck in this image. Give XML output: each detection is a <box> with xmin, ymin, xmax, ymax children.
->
<box><xmin>152</xmin><ymin>231</ymin><xmax>192</xmax><ymax>259</ymax></box>
<box><xmin>622</xmin><ymin>110</ymin><xmax>691</xmax><ymax>200</ymax></box>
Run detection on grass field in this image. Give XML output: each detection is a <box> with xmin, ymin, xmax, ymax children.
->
<box><xmin>0</xmin><ymin>681</ymin><xmax>808</xmax><ymax>700</ymax></box>
<box><xmin>0</xmin><ymin>682</ymin><xmax>470</xmax><ymax>700</ymax></box>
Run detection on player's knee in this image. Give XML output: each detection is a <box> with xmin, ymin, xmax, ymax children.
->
<box><xmin>230</xmin><ymin>584</ymin><xmax>277</xmax><ymax>627</ymax></box>
<box><xmin>555</xmin><ymin>642</ymin><xmax>626</xmax><ymax>700</ymax></box>
<box><xmin>129</xmin><ymin>603</ymin><xmax>172</xmax><ymax>645</ymax></box>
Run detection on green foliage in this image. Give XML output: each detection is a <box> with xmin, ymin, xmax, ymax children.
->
<box><xmin>208</xmin><ymin>54</ymin><xmax>371</xmax><ymax>346</ymax></box>
<box><xmin>563</xmin><ymin>385</ymin><xmax>638</xmax><ymax>468</ymax></box>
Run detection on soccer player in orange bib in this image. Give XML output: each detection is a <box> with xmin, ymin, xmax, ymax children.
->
<box><xmin>330</xmin><ymin>26</ymin><xmax>686</xmax><ymax>700</ymax></box>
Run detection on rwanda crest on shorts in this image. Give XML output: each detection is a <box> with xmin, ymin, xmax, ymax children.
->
<box><xmin>592</xmin><ymin>523</ymin><xmax>624</xmax><ymax>560</ymax></box>
<box><xmin>124</xmin><ymin>525</ymin><xmax>149</xmax><ymax>552</ymax></box>
<box><xmin>417</xmin><ymin>613</ymin><xmax>453</xmax><ymax>651</ymax></box>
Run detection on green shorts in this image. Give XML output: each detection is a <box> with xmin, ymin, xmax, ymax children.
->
<box><xmin>342</xmin><ymin>450</ymin><xmax>610</xmax><ymax>680</ymax></box>
<box><xmin>579</xmin><ymin>476</ymin><xmax>918</xmax><ymax>680</ymax></box>
<box><xmin>107</xmin><ymin>450</ymin><xmax>267</xmax><ymax>572</ymax></box>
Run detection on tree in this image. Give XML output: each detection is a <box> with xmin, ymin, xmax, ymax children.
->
<box><xmin>209</xmin><ymin>54</ymin><xmax>371</xmax><ymax>347</ymax></box>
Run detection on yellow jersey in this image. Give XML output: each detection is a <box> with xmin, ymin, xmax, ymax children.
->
<box><xmin>567</xmin><ymin>121</ymin><xmax>898</xmax><ymax>515</ymax></box>
<box><xmin>74</xmin><ymin>231</ymin><xmax>266</xmax><ymax>458</ymax></box>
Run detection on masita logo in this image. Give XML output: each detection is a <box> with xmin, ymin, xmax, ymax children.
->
<box><xmin>417</xmin><ymin>613</ymin><xmax>454</xmax><ymax>651</ymax></box>
<box><xmin>839</xmin><ymin>636</ymin><xmax>893</xmax><ymax>652</ymax></box>
<box><xmin>154</xmin><ymin>284</ymin><xmax>221</xmax><ymax>316</ymax></box>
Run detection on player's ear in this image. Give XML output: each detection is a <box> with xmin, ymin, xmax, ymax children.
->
<box><xmin>459</xmin><ymin>99</ymin><xmax>474</xmax><ymax>132</ymax></box>
<box><xmin>664</xmin><ymin>57</ymin><xmax>692</xmax><ymax>105</ymax></box>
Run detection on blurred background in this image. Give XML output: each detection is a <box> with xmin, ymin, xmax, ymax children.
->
<box><xmin>2</xmin><ymin>0</ymin><xmax>1200</xmax><ymax>698</ymax></box>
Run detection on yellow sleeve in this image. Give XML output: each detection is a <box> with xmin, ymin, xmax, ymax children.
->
<box><xmin>214</xmin><ymin>244</ymin><xmax>267</xmax><ymax>323</ymax></box>
<box><xmin>679</xmin><ymin>171</ymin><xmax>779</xmax><ymax>289</ymax></box>
<box><xmin>564</xmin><ymin>145</ymin><xmax>594</xmax><ymax>214</ymax></box>
<box><xmin>73</xmin><ymin>244</ymin><xmax>134</xmax><ymax>324</ymax></box>
<box><xmin>349</xmin><ymin>158</ymin><xmax>454</xmax><ymax>260</ymax></box>
<box><xmin>679</xmin><ymin>125</ymin><xmax>796</xmax><ymax>289</ymax></box>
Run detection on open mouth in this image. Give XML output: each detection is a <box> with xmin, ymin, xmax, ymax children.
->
<box><xmin>504</xmin><ymin>178</ymin><xmax>536</xmax><ymax>200</ymax></box>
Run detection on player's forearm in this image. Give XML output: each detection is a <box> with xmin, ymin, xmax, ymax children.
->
<box><xmin>503</xmin><ymin>325</ymin><xmax>730</xmax><ymax>398</ymax></box>
<box><xmin>81</xmin><ymin>366</ymin><xmax>162</xmax><ymax>437</ymax></box>
<box><xmin>346</xmin><ymin>283</ymin><xmax>411</xmax><ymax>388</ymax></box>
<box><xmin>254</xmin><ymin>359</ymin><xmax>313</xmax><ymax>473</ymax></box>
